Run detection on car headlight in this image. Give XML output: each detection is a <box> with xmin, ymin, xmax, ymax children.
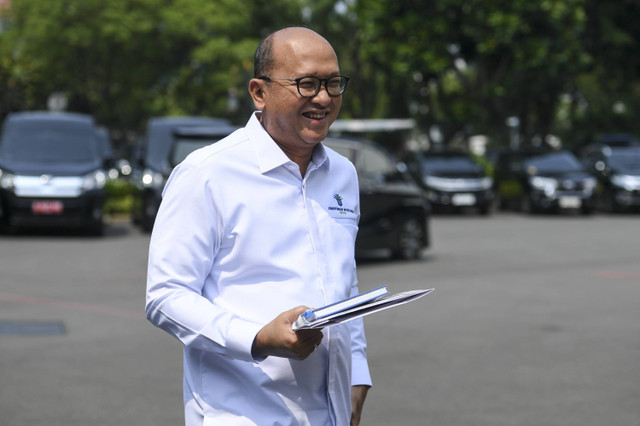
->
<box><xmin>0</xmin><ymin>169</ymin><xmax>15</xmax><ymax>190</ymax></box>
<box><xmin>611</xmin><ymin>174</ymin><xmax>640</xmax><ymax>191</ymax></box>
<box><xmin>142</xmin><ymin>168</ymin><xmax>166</xmax><ymax>188</ymax></box>
<box><xmin>583</xmin><ymin>176</ymin><xmax>597</xmax><ymax>191</ymax></box>
<box><xmin>82</xmin><ymin>170</ymin><xmax>107</xmax><ymax>191</ymax></box>
<box><xmin>423</xmin><ymin>175</ymin><xmax>446</xmax><ymax>189</ymax></box>
<box><xmin>480</xmin><ymin>176</ymin><xmax>493</xmax><ymax>190</ymax></box>
<box><xmin>529</xmin><ymin>176</ymin><xmax>557</xmax><ymax>196</ymax></box>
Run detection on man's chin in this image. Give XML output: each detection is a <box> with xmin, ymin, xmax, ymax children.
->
<box><xmin>302</xmin><ymin>124</ymin><xmax>332</xmax><ymax>143</ymax></box>
<box><xmin>302</xmin><ymin>133</ymin><xmax>329</xmax><ymax>145</ymax></box>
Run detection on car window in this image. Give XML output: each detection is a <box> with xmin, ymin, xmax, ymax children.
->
<box><xmin>0</xmin><ymin>119</ymin><xmax>98</xmax><ymax>163</ymax></box>
<box><xmin>360</xmin><ymin>145</ymin><xmax>394</xmax><ymax>181</ymax></box>
<box><xmin>326</xmin><ymin>144</ymin><xmax>357</xmax><ymax>163</ymax></box>
<box><xmin>421</xmin><ymin>155</ymin><xmax>482</xmax><ymax>173</ymax></box>
<box><xmin>524</xmin><ymin>151</ymin><xmax>583</xmax><ymax>173</ymax></box>
<box><xmin>169</xmin><ymin>137</ymin><xmax>222</xmax><ymax>167</ymax></box>
<box><xmin>607</xmin><ymin>150</ymin><xmax>640</xmax><ymax>172</ymax></box>
<box><xmin>144</xmin><ymin>118</ymin><xmax>231</xmax><ymax>169</ymax></box>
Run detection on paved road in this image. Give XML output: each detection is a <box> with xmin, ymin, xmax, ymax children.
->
<box><xmin>1</xmin><ymin>213</ymin><xmax>638</xmax><ymax>425</ymax></box>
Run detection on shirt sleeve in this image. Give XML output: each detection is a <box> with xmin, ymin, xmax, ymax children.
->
<box><xmin>145</xmin><ymin>160</ymin><xmax>262</xmax><ymax>362</ymax></box>
<box><xmin>346</xmin><ymin>167</ymin><xmax>371</xmax><ymax>387</ymax></box>
<box><xmin>348</xmin><ymin>278</ymin><xmax>373</xmax><ymax>387</ymax></box>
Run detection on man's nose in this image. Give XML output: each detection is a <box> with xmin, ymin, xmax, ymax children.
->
<box><xmin>310</xmin><ymin>87</ymin><xmax>332</xmax><ymax>105</ymax></box>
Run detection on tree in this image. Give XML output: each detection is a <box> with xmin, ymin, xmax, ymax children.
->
<box><xmin>0</xmin><ymin>0</ymin><xmax>261</xmax><ymax>144</ymax></box>
<box><xmin>353</xmin><ymin>0</ymin><xmax>590</xmax><ymax>148</ymax></box>
<box><xmin>557</xmin><ymin>0</ymin><xmax>640</xmax><ymax>146</ymax></box>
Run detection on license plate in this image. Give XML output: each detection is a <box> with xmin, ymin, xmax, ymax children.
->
<box><xmin>32</xmin><ymin>200</ymin><xmax>64</xmax><ymax>215</ymax></box>
<box><xmin>452</xmin><ymin>193</ymin><xmax>476</xmax><ymax>206</ymax></box>
<box><xmin>558</xmin><ymin>196</ymin><xmax>581</xmax><ymax>209</ymax></box>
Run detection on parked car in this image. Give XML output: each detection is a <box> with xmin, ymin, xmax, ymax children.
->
<box><xmin>596</xmin><ymin>133</ymin><xmax>640</xmax><ymax>148</ymax></box>
<box><xmin>0</xmin><ymin>111</ymin><xmax>107</xmax><ymax>234</ymax></box>
<box><xmin>404</xmin><ymin>150</ymin><xmax>494</xmax><ymax>215</ymax></box>
<box><xmin>131</xmin><ymin>116</ymin><xmax>235</xmax><ymax>232</ymax></box>
<box><xmin>323</xmin><ymin>137</ymin><xmax>430</xmax><ymax>259</ymax></box>
<box><xmin>493</xmin><ymin>149</ymin><xmax>597</xmax><ymax>214</ymax></box>
<box><xmin>581</xmin><ymin>146</ymin><xmax>640</xmax><ymax>212</ymax></box>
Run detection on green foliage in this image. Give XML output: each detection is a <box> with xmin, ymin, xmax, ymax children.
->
<box><xmin>103</xmin><ymin>179</ymin><xmax>139</xmax><ymax>215</ymax></box>
<box><xmin>1</xmin><ymin>0</ymin><xmax>640</xmax><ymax>151</ymax></box>
<box><xmin>0</xmin><ymin>0</ymin><xmax>260</xmax><ymax>137</ymax></box>
<box><xmin>354</xmin><ymin>0</ymin><xmax>592</xmax><ymax>146</ymax></box>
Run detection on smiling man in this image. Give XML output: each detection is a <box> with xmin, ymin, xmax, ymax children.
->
<box><xmin>250</xmin><ymin>27</ymin><xmax>346</xmax><ymax>176</ymax></box>
<box><xmin>146</xmin><ymin>27</ymin><xmax>371</xmax><ymax>426</ymax></box>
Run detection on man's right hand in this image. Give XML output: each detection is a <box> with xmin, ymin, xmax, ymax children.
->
<box><xmin>251</xmin><ymin>306</ymin><xmax>324</xmax><ymax>360</ymax></box>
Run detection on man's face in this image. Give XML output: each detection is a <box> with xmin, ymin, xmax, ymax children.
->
<box><xmin>255</xmin><ymin>32</ymin><xmax>343</xmax><ymax>154</ymax></box>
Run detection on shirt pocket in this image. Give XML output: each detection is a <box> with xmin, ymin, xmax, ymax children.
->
<box><xmin>329</xmin><ymin>214</ymin><xmax>358</xmax><ymax>242</ymax></box>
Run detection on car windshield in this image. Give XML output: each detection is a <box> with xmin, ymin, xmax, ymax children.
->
<box><xmin>169</xmin><ymin>138</ymin><xmax>222</xmax><ymax>167</ymax></box>
<box><xmin>607</xmin><ymin>150</ymin><xmax>640</xmax><ymax>172</ymax></box>
<box><xmin>0</xmin><ymin>119</ymin><xmax>98</xmax><ymax>163</ymax></box>
<box><xmin>421</xmin><ymin>155</ymin><xmax>482</xmax><ymax>174</ymax></box>
<box><xmin>144</xmin><ymin>118</ymin><xmax>231</xmax><ymax>170</ymax></box>
<box><xmin>524</xmin><ymin>151</ymin><xmax>583</xmax><ymax>173</ymax></box>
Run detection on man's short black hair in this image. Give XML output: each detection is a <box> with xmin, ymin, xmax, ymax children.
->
<box><xmin>254</xmin><ymin>33</ymin><xmax>275</xmax><ymax>78</ymax></box>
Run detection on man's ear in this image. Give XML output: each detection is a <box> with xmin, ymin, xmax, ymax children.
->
<box><xmin>248</xmin><ymin>78</ymin><xmax>266</xmax><ymax>110</ymax></box>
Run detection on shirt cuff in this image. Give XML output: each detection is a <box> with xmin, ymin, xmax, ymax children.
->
<box><xmin>225</xmin><ymin>317</ymin><xmax>264</xmax><ymax>363</ymax></box>
<box><xmin>351</xmin><ymin>352</ymin><xmax>372</xmax><ymax>387</ymax></box>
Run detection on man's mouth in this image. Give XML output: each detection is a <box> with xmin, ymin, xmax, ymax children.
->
<box><xmin>303</xmin><ymin>112</ymin><xmax>328</xmax><ymax>120</ymax></box>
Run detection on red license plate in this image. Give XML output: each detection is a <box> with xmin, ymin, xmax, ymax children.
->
<box><xmin>32</xmin><ymin>200</ymin><xmax>64</xmax><ymax>215</ymax></box>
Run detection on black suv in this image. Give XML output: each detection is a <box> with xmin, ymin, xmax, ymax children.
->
<box><xmin>494</xmin><ymin>149</ymin><xmax>597</xmax><ymax>214</ymax></box>
<box><xmin>581</xmin><ymin>146</ymin><xmax>640</xmax><ymax>212</ymax></box>
<box><xmin>323</xmin><ymin>137</ymin><xmax>430</xmax><ymax>259</ymax></box>
<box><xmin>131</xmin><ymin>116</ymin><xmax>235</xmax><ymax>232</ymax></box>
<box><xmin>0</xmin><ymin>111</ymin><xmax>107</xmax><ymax>234</ymax></box>
<box><xmin>404</xmin><ymin>150</ymin><xmax>494</xmax><ymax>215</ymax></box>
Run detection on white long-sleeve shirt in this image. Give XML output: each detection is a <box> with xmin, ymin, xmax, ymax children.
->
<box><xmin>146</xmin><ymin>112</ymin><xmax>371</xmax><ymax>426</ymax></box>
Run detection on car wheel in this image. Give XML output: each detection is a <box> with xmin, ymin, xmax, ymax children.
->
<box><xmin>495</xmin><ymin>192</ymin><xmax>508</xmax><ymax>211</ymax></box>
<box><xmin>520</xmin><ymin>194</ymin><xmax>533</xmax><ymax>214</ymax></box>
<box><xmin>141</xmin><ymin>197</ymin><xmax>156</xmax><ymax>233</ymax></box>
<box><xmin>87</xmin><ymin>220</ymin><xmax>104</xmax><ymax>236</ymax></box>
<box><xmin>607</xmin><ymin>192</ymin><xmax>625</xmax><ymax>213</ymax></box>
<box><xmin>392</xmin><ymin>215</ymin><xmax>424</xmax><ymax>260</ymax></box>
<box><xmin>478</xmin><ymin>201</ymin><xmax>493</xmax><ymax>216</ymax></box>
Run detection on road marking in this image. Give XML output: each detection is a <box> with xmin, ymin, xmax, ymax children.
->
<box><xmin>595</xmin><ymin>270</ymin><xmax>640</xmax><ymax>280</ymax></box>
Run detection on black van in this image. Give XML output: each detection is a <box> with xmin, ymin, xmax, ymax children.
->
<box><xmin>0</xmin><ymin>111</ymin><xmax>107</xmax><ymax>235</ymax></box>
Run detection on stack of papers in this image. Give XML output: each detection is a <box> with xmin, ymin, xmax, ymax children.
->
<box><xmin>292</xmin><ymin>286</ymin><xmax>434</xmax><ymax>330</ymax></box>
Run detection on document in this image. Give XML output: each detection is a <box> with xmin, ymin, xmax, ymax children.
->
<box><xmin>292</xmin><ymin>287</ymin><xmax>434</xmax><ymax>330</ymax></box>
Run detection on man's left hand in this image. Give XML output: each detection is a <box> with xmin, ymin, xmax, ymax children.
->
<box><xmin>350</xmin><ymin>385</ymin><xmax>370</xmax><ymax>426</ymax></box>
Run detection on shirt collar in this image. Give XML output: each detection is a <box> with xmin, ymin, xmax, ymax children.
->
<box><xmin>246</xmin><ymin>111</ymin><xmax>329</xmax><ymax>174</ymax></box>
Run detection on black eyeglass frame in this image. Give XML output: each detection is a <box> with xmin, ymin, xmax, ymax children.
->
<box><xmin>257</xmin><ymin>75</ymin><xmax>350</xmax><ymax>98</ymax></box>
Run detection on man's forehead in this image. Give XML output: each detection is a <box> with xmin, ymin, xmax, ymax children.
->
<box><xmin>271</xmin><ymin>31</ymin><xmax>338</xmax><ymax>73</ymax></box>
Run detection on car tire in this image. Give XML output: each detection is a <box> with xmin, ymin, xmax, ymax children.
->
<box><xmin>495</xmin><ymin>192</ymin><xmax>508</xmax><ymax>211</ymax></box>
<box><xmin>392</xmin><ymin>215</ymin><xmax>424</xmax><ymax>260</ymax></box>
<box><xmin>520</xmin><ymin>194</ymin><xmax>534</xmax><ymax>214</ymax></box>
<box><xmin>87</xmin><ymin>220</ymin><xmax>104</xmax><ymax>237</ymax></box>
<box><xmin>141</xmin><ymin>197</ymin><xmax>156</xmax><ymax>233</ymax></box>
<box><xmin>479</xmin><ymin>202</ymin><xmax>493</xmax><ymax>216</ymax></box>
<box><xmin>141</xmin><ymin>214</ymin><xmax>154</xmax><ymax>233</ymax></box>
<box><xmin>607</xmin><ymin>191</ymin><xmax>625</xmax><ymax>213</ymax></box>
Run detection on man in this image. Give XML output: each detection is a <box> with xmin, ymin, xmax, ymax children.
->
<box><xmin>146</xmin><ymin>27</ymin><xmax>371</xmax><ymax>425</ymax></box>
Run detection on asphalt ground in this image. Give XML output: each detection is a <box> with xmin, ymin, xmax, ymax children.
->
<box><xmin>0</xmin><ymin>212</ymin><xmax>638</xmax><ymax>425</ymax></box>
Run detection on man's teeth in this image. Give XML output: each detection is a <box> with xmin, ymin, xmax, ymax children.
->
<box><xmin>305</xmin><ymin>112</ymin><xmax>326</xmax><ymax>119</ymax></box>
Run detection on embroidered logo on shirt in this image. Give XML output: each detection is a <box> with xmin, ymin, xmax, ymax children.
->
<box><xmin>329</xmin><ymin>193</ymin><xmax>354</xmax><ymax>215</ymax></box>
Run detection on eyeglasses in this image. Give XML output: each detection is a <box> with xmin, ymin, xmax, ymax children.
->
<box><xmin>257</xmin><ymin>75</ymin><xmax>349</xmax><ymax>98</ymax></box>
